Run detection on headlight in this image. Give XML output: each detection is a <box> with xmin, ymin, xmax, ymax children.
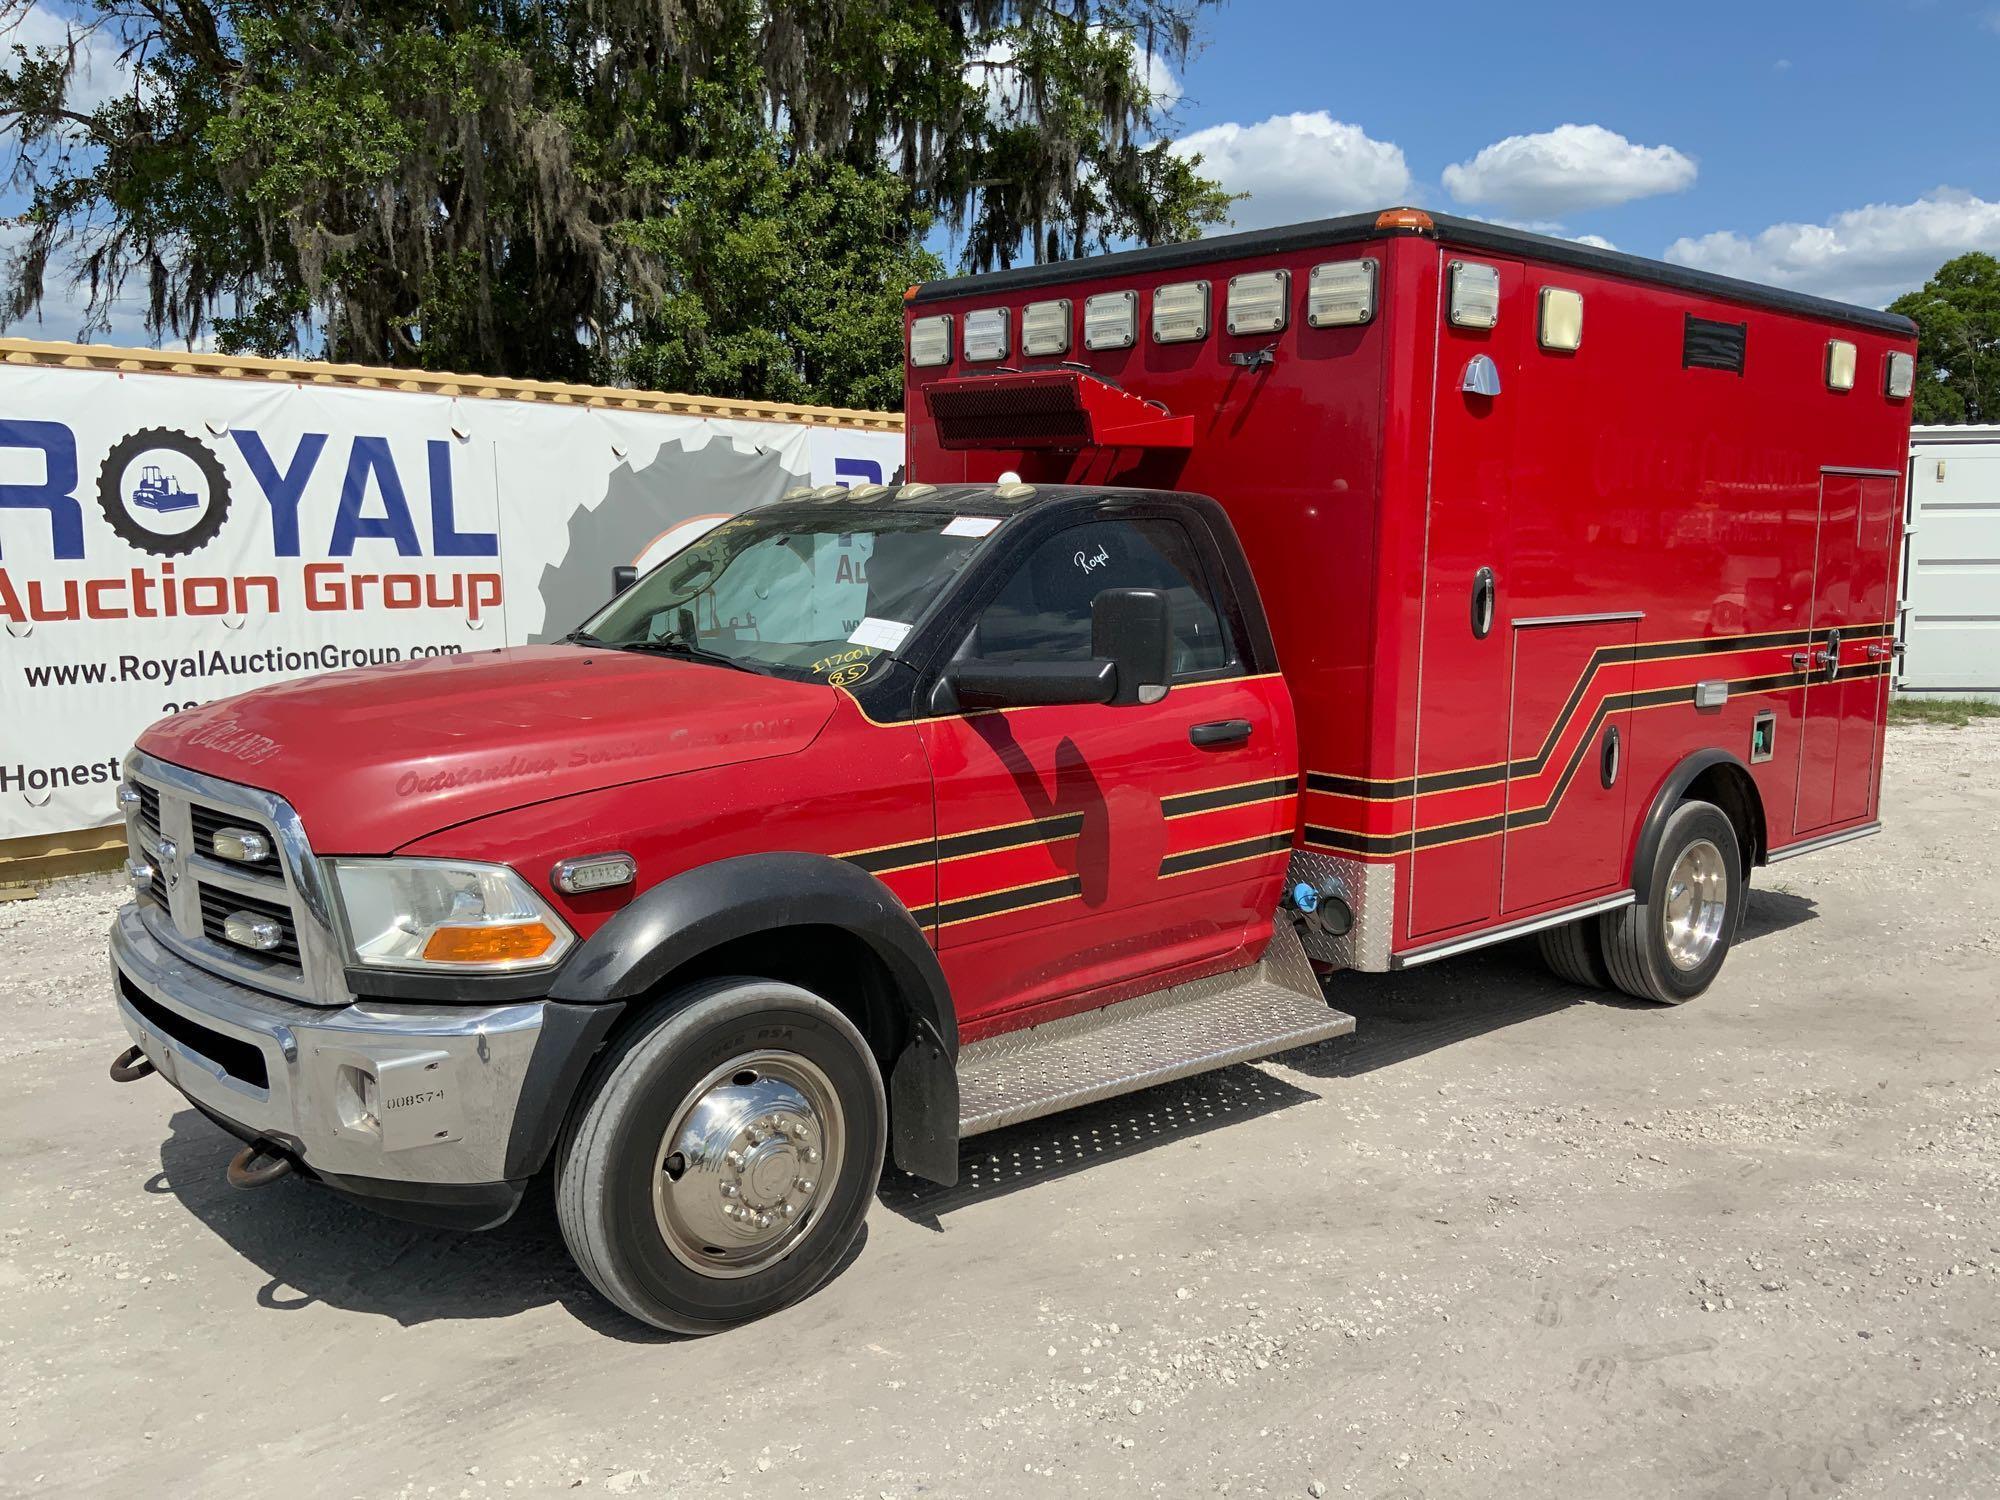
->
<box><xmin>330</xmin><ymin>859</ymin><xmax>574</xmax><ymax>972</ymax></box>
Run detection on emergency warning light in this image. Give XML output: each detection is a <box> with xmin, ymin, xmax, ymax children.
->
<box><xmin>1226</xmin><ymin>271</ymin><xmax>1290</xmax><ymax>336</ymax></box>
<box><xmin>1083</xmin><ymin>290</ymin><xmax>1138</xmax><ymax>350</ymax></box>
<box><xmin>909</xmin><ymin>315</ymin><xmax>952</xmax><ymax>367</ymax></box>
<box><xmin>1886</xmin><ymin>350</ymin><xmax>1915</xmax><ymax>399</ymax></box>
<box><xmin>1538</xmin><ymin>287</ymin><xmax>1584</xmax><ymax>351</ymax></box>
<box><xmin>1152</xmin><ymin>281</ymin><xmax>1211</xmax><ymax>344</ymax></box>
<box><xmin>1021</xmin><ymin>298</ymin><xmax>1072</xmax><ymax>356</ymax></box>
<box><xmin>1825</xmin><ymin>339</ymin><xmax>1857</xmax><ymax>391</ymax></box>
<box><xmin>1449</xmin><ymin>261</ymin><xmax>1501</xmax><ymax>329</ymax></box>
<box><xmin>1306</xmin><ymin>260</ymin><xmax>1376</xmax><ymax>327</ymax></box>
<box><xmin>964</xmin><ymin>308</ymin><xmax>1010</xmax><ymax>362</ymax></box>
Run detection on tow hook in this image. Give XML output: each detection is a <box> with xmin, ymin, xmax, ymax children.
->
<box><xmin>226</xmin><ymin>1143</ymin><xmax>295</xmax><ymax>1190</ymax></box>
<box><xmin>109</xmin><ymin>1045</ymin><xmax>156</xmax><ymax>1083</ymax></box>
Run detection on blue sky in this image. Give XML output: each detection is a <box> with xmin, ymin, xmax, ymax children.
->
<box><xmin>7</xmin><ymin>0</ymin><xmax>1999</xmax><ymax>348</ymax></box>
<box><xmin>1151</xmin><ymin>0</ymin><xmax>2000</xmax><ymax>307</ymax></box>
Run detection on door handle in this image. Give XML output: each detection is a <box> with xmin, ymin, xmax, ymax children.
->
<box><xmin>1470</xmin><ymin>567</ymin><xmax>1496</xmax><ymax>640</ymax></box>
<box><xmin>1822</xmin><ymin>628</ymin><xmax>1841</xmax><ymax>681</ymax></box>
<box><xmin>1600</xmin><ymin>723</ymin><xmax>1621</xmax><ymax>789</ymax></box>
<box><xmin>1189</xmin><ymin>719</ymin><xmax>1253</xmax><ymax>748</ymax></box>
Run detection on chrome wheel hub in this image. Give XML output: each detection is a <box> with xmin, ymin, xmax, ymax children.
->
<box><xmin>1662</xmin><ymin>838</ymin><xmax>1728</xmax><ymax>971</ymax></box>
<box><xmin>652</xmin><ymin>1051</ymin><xmax>843</xmax><ymax>1278</ymax></box>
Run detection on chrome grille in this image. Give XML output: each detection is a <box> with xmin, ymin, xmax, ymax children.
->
<box><xmin>121</xmin><ymin>750</ymin><xmax>348</xmax><ymax>1006</ymax></box>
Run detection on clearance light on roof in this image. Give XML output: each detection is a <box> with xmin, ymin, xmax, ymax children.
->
<box><xmin>1306</xmin><ymin>259</ymin><xmax>1376</xmax><ymax>327</ymax></box>
<box><xmin>1083</xmin><ymin>290</ymin><xmax>1138</xmax><ymax>351</ymax></box>
<box><xmin>1449</xmin><ymin>261</ymin><xmax>1501</xmax><ymax>329</ymax></box>
<box><xmin>964</xmin><ymin>307</ymin><xmax>1010</xmax><ymax>362</ymax></box>
<box><xmin>1825</xmin><ymin>339</ymin><xmax>1857</xmax><ymax>391</ymax></box>
<box><xmin>1885</xmin><ymin>350</ymin><xmax>1915</xmax><ymax>400</ymax></box>
<box><xmin>1021</xmin><ymin>298</ymin><xmax>1072</xmax><ymax>356</ymax></box>
<box><xmin>1152</xmin><ymin>280</ymin><xmax>1210</xmax><ymax>343</ymax></box>
<box><xmin>909</xmin><ymin>314</ymin><xmax>952</xmax><ymax>367</ymax></box>
<box><xmin>1538</xmin><ymin>287</ymin><xmax>1584</xmax><ymax>351</ymax></box>
<box><xmin>1226</xmin><ymin>270</ymin><xmax>1290</xmax><ymax>336</ymax></box>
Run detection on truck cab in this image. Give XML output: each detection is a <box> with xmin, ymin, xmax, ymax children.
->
<box><xmin>110</xmin><ymin>481</ymin><xmax>1347</xmax><ymax>1333</ymax></box>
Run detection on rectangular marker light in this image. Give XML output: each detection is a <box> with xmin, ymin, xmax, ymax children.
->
<box><xmin>909</xmin><ymin>314</ymin><xmax>952</xmax><ymax>367</ymax></box>
<box><xmin>1825</xmin><ymin>339</ymin><xmax>1857</xmax><ymax>391</ymax></box>
<box><xmin>963</xmin><ymin>307</ymin><xmax>1010</xmax><ymax>362</ymax></box>
<box><xmin>1538</xmin><ymin>286</ymin><xmax>1584</xmax><ymax>351</ymax></box>
<box><xmin>1449</xmin><ymin>261</ymin><xmax>1501</xmax><ymax>329</ymax></box>
<box><xmin>1885</xmin><ymin>349</ymin><xmax>1915</xmax><ymax>400</ymax></box>
<box><xmin>1021</xmin><ymin>298</ymin><xmax>1072</xmax><ymax>356</ymax></box>
<box><xmin>1226</xmin><ymin>270</ymin><xmax>1289</xmax><ymax>335</ymax></box>
<box><xmin>1152</xmin><ymin>280</ymin><xmax>1211</xmax><ymax>343</ymax></box>
<box><xmin>1083</xmin><ymin>290</ymin><xmax>1137</xmax><ymax>350</ymax></box>
<box><xmin>1306</xmin><ymin>259</ymin><xmax>1376</xmax><ymax>327</ymax></box>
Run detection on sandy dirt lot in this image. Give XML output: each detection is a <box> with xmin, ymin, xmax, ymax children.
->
<box><xmin>2</xmin><ymin>723</ymin><xmax>1996</xmax><ymax>1499</ymax></box>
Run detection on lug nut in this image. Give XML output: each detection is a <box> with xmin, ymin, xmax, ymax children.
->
<box><xmin>725</xmin><ymin>1150</ymin><xmax>745</xmax><ymax>1171</ymax></box>
<box><xmin>800</xmin><ymin>1146</ymin><xmax>820</xmax><ymax>1166</ymax></box>
<box><xmin>795</xmin><ymin>1178</ymin><xmax>816</xmax><ymax>1196</ymax></box>
<box><xmin>720</xmin><ymin>1181</ymin><xmax>740</xmax><ymax>1199</ymax></box>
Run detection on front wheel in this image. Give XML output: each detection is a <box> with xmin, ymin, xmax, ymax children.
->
<box><xmin>555</xmin><ymin>978</ymin><xmax>886</xmax><ymax>1333</ymax></box>
<box><xmin>1598</xmin><ymin>799</ymin><xmax>1743</xmax><ymax>1005</ymax></box>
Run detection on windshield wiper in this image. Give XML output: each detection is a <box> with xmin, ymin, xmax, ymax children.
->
<box><xmin>613</xmin><ymin>636</ymin><xmax>775</xmax><ymax>676</ymax></box>
<box><xmin>560</xmin><ymin>629</ymin><xmax>608</xmax><ymax>646</ymax></box>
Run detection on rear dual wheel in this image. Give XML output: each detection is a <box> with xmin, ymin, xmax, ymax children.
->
<box><xmin>1536</xmin><ymin>799</ymin><xmax>1743</xmax><ymax>1005</ymax></box>
<box><xmin>555</xmin><ymin>978</ymin><xmax>886</xmax><ymax>1334</ymax></box>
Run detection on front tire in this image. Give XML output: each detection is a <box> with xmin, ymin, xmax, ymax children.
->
<box><xmin>555</xmin><ymin>978</ymin><xmax>886</xmax><ymax>1334</ymax></box>
<box><xmin>1598</xmin><ymin>800</ymin><xmax>1743</xmax><ymax>1005</ymax></box>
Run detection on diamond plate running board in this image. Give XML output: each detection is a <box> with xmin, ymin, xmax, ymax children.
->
<box><xmin>955</xmin><ymin>921</ymin><xmax>1354</xmax><ymax>1137</ymax></box>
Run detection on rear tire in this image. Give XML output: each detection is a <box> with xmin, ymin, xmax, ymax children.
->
<box><xmin>1598</xmin><ymin>799</ymin><xmax>1742</xmax><ymax>1005</ymax></box>
<box><xmin>1536</xmin><ymin>916</ymin><xmax>1613</xmax><ymax>989</ymax></box>
<box><xmin>555</xmin><ymin>977</ymin><xmax>886</xmax><ymax>1334</ymax></box>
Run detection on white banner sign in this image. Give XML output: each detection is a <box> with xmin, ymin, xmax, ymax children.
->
<box><xmin>0</xmin><ymin>363</ymin><xmax>903</xmax><ymax>840</ymax></box>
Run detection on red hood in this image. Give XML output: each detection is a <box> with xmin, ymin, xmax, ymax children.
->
<box><xmin>137</xmin><ymin>646</ymin><xmax>837</xmax><ymax>853</ymax></box>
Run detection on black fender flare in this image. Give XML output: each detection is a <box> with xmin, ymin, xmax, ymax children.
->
<box><xmin>1629</xmin><ymin>749</ymin><xmax>1762</xmax><ymax>892</ymax></box>
<box><xmin>549</xmin><ymin>852</ymin><xmax>962</xmax><ymax>1185</ymax></box>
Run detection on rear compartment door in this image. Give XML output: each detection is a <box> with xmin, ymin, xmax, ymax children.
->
<box><xmin>1795</xmin><ymin>469</ymin><xmax>1899</xmax><ymax>834</ymax></box>
<box><xmin>1408</xmin><ymin>254</ymin><xmax>1526</xmax><ymax>939</ymax></box>
<box><xmin>1499</xmin><ymin>615</ymin><xmax>1639</xmax><ymax>913</ymax></box>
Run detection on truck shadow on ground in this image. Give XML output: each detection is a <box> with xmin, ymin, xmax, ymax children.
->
<box><xmin>883</xmin><ymin>885</ymin><xmax>1819</xmax><ymax>1223</ymax></box>
<box><xmin>146</xmin><ymin>887</ymin><xmax>1815</xmax><ymax>1328</ymax></box>
<box><xmin>149</xmin><ymin>1111</ymin><xmax>867</xmax><ymax>1341</ymax></box>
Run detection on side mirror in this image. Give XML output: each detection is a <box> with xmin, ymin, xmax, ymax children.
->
<box><xmin>610</xmin><ymin>564</ymin><xmax>638</xmax><ymax>594</ymax></box>
<box><xmin>1092</xmin><ymin>587</ymin><xmax>1172</xmax><ymax>706</ymax></box>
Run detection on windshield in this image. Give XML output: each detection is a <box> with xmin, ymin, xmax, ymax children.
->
<box><xmin>576</xmin><ymin>507</ymin><xmax>993</xmax><ymax>685</ymax></box>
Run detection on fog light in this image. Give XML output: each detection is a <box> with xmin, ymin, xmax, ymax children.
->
<box><xmin>222</xmin><ymin>911</ymin><xmax>284</xmax><ymax>952</ymax></box>
<box><xmin>212</xmin><ymin>826</ymin><xmax>272</xmax><ymax>864</ymax></box>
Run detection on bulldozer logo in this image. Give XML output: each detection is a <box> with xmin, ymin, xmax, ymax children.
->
<box><xmin>97</xmin><ymin>428</ymin><xmax>232</xmax><ymax>558</ymax></box>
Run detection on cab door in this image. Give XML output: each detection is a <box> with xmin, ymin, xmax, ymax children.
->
<box><xmin>923</xmin><ymin>510</ymin><xmax>1294</xmax><ymax>1035</ymax></box>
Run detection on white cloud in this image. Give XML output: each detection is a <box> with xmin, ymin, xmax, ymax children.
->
<box><xmin>1664</xmin><ymin>188</ymin><xmax>2000</xmax><ymax>307</ymax></box>
<box><xmin>1170</xmin><ymin>112</ymin><xmax>1412</xmax><ymax>230</ymax></box>
<box><xmin>1572</xmin><ymin>233</ymin><xmax>1618</xmax><ymax>251</ymax></box>
<box><xmin>1442</xmin><ymin>124</ymin><xmax>1695</xmax><ymax>217</ymax></box>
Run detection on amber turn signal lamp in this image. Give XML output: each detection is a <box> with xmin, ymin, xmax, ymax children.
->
<box><xmin>420</xmin><ymin>921</ymin><xmax>560</xmax><ymax>965</ymax></box>
<box><xmin>1375</xmin><ymin>207</ymin><xmax>1435</xmax><ymax>232</ymax></box>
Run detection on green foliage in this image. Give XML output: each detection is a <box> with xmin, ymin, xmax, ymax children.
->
<box><xmin>0</xmin><ymin>1</ymin><xmax>1229</xmax><ymax>407</ymax></box>
<box><xmin>1887</xmin><ymin>697</ymin><xmax>2000</xmax><ymax>729</ymax></box>
<box><xmin>1888</xmin><ymin>253</ymin><xmax>2000</xmax><ymax>425</ymax></box>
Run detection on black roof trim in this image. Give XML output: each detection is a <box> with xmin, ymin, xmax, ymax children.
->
<box><xmin>910</xmin><ymin>209</ymin><xmax>1916</xmax><ymax>337</ymax></box>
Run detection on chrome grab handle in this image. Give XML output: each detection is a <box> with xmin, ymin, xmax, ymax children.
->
<box><xmin>1865</xmin><ymin>643</ymin><xmax>1889</xmax><ymax>661</ymax></box>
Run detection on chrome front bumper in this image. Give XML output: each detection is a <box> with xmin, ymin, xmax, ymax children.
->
<box><xmin>112</xmin><ymin>901</ymin><xmax>548</xmax><ymax>1193</ymax></box>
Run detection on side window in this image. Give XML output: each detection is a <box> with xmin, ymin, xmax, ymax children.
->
<box><xmin>966</xmin><ymin>516</ymin><xmax>1240</xmax><ymax>678</ymax></box>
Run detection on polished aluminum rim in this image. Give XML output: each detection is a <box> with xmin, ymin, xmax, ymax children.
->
<box><xmin>1662</xmin><ymin>838</ymin><xmax>1729</xmax><ymax>971</ymax></box>
<box><xmin>652</xmin><ymin>1050</ymin><xmax>843</xmax><ymax>1279</ymax></box>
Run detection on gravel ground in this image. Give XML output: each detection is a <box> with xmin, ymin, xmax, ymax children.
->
<box><xmin>2</xmin><ymin>723</ymin><xmax>1997</xmax><ymax>1499</ymax></box>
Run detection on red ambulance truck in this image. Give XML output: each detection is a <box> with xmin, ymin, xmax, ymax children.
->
<box><xmin>108</xmin><ymin>208</ymin><xmax>1917</xmax><ymax>1332</ymax></box>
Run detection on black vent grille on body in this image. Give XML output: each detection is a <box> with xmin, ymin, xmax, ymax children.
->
<box><xmin>925</xmin><ymin>377</ymin><xmax>1095</xmax><ymax>448</ymax></box>
<box><xmin>1684</xmin><ymin>314</ymin><xmax>1747</xmax><ymax>374</ymax></box>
